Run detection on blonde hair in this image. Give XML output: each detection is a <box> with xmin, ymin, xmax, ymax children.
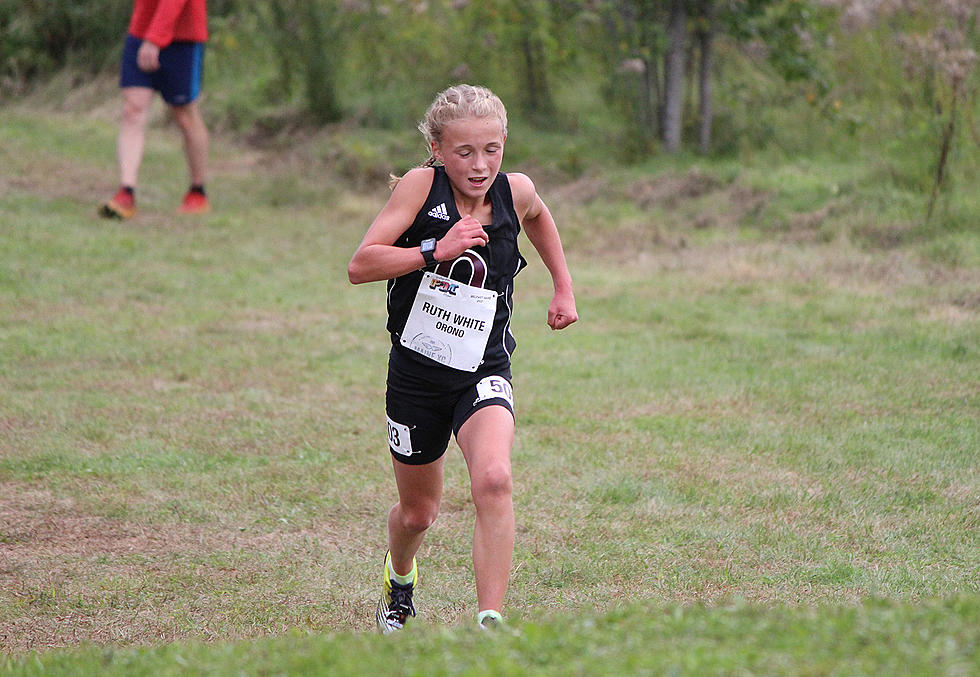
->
<box><xmin>389</xmin><ymin>84</ymin><xmax>508</xmax><ymax>189</ymax></box>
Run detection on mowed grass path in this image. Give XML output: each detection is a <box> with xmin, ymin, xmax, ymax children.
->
<box><xmin>1</xmin><ymin>105</ymin><xmax>978</xmax><ymax>672</ymax></box>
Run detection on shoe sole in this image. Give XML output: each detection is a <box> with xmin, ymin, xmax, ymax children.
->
<box><xmin>377</xmin><ymin>553</ymin><xmax>396</xmax><ymax>633</ymax></box>
<box><xmin>99</xmin><ymin>202</ymin><xmax>136</xmax><ymax>219</ymax></box>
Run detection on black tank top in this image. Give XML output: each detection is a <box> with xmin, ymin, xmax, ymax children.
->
<box><xmin>386</xmin><ymin>166</ymin><xmax>528</xmax><ymax>372</ymax></box>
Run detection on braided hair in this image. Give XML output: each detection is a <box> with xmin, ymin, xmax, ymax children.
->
<box><xmin>389</xmin><ymin>84</ymin><xmax>508</xmax><ymax>189</ymax></box>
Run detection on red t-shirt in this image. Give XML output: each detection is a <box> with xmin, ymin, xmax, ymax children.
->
<box><xmin>128</xmin><ymin>0</ymin><xmax>208</xmax><ymax>47</ymax></box>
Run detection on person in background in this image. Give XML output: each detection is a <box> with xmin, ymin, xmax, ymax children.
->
<box><xmin>99</xmin><ymin>0</ymin><xmax>210</xmax><ymax>219</ymax></box>
<box><xmin>348</xmin><ymin>84</ymin><xmax>578</xmax><ymax>632</ymax></box>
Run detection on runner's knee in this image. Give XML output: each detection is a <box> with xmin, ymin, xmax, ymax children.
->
<box><xmin>471</xmin><ymin>462</ymin><xmax>512</xmax><ymax>504</ymax></box>
<box><xmin>398</xmin><ymin>501</ymin><xmax>440</xmax><ymax>534</ymax></box>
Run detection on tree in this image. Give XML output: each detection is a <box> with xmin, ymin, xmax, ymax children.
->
<box><xmin>663</xmin><ymin>0</ymin><xmax>688</xmax><ymax>152</ymax></box>
<box><xmin>694</xmin><ymin>0</ymin><xmax>719</xmax><ymax>154</ymax></box>
<box><xmin>590</xmin><ymin>0</ymin><xmax>669</xmax><ymax>148</ymax></box>
<box><xmin>592</xmin><ymin>0</ymin><xmax>829</xmax><ymax>154</ymax></box>
<box><xmin>508</xmin><ymin>0</ymin><xmax>559</xmax><ymax>121</ymax></box>
<box><xmin>301</xmin><ymin>1</ymin><xmax>342</xmax><ymax>124</ymax></box>
<box><xmin>257</xmin><ymin>0</ymin><xmax>343</xmax><ymax>124</ymax></box>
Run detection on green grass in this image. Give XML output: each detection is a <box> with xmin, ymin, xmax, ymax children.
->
<box><xmin>1</xmin><ymin>96</ymin><xmax>979</xmax><ymax>674</ymax></box>
<box><xmin>4</xmin><ymin>597</ymin><xmax>979</xmax><ymax>676</ymax></box>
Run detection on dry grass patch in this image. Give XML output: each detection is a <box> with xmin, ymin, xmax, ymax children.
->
<box><xmin>0</xmin><ymin>483</ymin><xmax>386</xmax><ymax>652</ymax></box>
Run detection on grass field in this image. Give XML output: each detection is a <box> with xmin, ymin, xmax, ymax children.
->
<box><xmin>1</xmin><ymin>91</ymin><xmax>979</xmax><ymax>674</ymax></box>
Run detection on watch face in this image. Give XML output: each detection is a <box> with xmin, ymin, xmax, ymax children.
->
<box><xmin>421</xmin><ymin>238</ymin><xmax>436</xmax><ymax>253</ymax></box>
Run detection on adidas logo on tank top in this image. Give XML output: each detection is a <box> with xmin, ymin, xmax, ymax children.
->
<box><xmin>427</xmin><ymin>203</ymin><xmax>451</xmax><ymax>221</ymax></box>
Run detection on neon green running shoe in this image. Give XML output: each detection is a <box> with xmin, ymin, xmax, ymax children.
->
<box><xmin>376</xmin><ymin>551</ymin><xmax>417</xmax><ymax>634</ymax></box>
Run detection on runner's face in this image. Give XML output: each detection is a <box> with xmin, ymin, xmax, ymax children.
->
<box><xmin>432</xmin><ymin>117</ymin><xmax>505</xmax><ymax>203</ymax></box>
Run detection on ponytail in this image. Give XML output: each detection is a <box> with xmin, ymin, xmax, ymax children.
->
<box><xmin>387</xmin><ymin>154</ymin><xmax>439</xmax><ymax>190</ymax></box>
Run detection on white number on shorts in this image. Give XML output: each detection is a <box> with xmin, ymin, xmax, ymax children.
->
<box><xmin>475</xmin><ymin>376</ymin><xmax>514</xmax><ymax>407</ymax></box>
<box><xmin>386</xmin><ymin>416</ymin><xmax>414</xmax><ymax>456</ymax></box>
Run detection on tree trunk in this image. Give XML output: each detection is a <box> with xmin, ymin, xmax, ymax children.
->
<box><xmin>514</xmin><ymin>2</ymin><xmax>555</xmax><ymax>122</ymax></box>
<box><xmin>697</xmin><ymin>0</ymin><xmax>716</xmax><ymax>154</ymax></box>
<box><xmin>663</xmin><ymin>0</ymin><xmax>687</xmax><ymax>153</ymax></box>
<box><xmin>643</xmin><ymin>55</ymin><xmax>658</xmax><ymax>133</ymax></box>
<box><xmin>302</xmin><ymin>2</ymin><xmax>342</xmax><ymax>124</ymax></box>
<box><xmin>520</xmin><ymin>33</ymin><xmax>555</xmax><ymax>120</ymax></box>
<box><xmin>927</xmin><ymin>82</ymin><xmax>959</xmax><ymax>223</ymax></box>
<box><xmin>639</xmin><ymin>5</ymin><xmax>660</xmax><ymax>134</ymax></box>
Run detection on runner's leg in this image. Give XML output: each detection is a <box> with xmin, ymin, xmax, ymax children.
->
<box><xmin>457</xmin><ymin>405</ymin><xmax>515</xmax><ymax>613</ymax></box>
<box><xmin>388</xmin><ymin>455</ymin><xmax>445</xmax><ymax>576</ymax></box>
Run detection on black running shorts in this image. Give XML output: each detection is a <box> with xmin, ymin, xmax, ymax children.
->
<box><xmin>385</xmin><ymin>347</ymin><xmax>515</xmax><ymax>465</ymax></box>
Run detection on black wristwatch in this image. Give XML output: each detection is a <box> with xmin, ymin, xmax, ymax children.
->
<box><xmin>420</xmin><ymin>238</ymin><xmax>437</xmax><ymax>266</ymax></box>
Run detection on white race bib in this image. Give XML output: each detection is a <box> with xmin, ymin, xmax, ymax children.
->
<box><xmin>400</xmin><ymin>271</ymin><xmax>497</xmax><ymax>372</ymax></box>
<box><xmin>474</xmin><ymin>375</ymin><xmax>514</xmax><ymax>408</ymax></box>
<box><xmin>386</xmin><ymin>415</ymin><xmax>414</xmax><ymax>457</ymax></box>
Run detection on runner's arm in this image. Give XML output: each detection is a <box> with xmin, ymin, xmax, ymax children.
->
<box><xmin>349</xmin><ymin>168</ymin><xmax>491</xmax><ymax>284</ymax></box>
<box><xmin>143</xmin><ymin>0</ymin><xmax>192</xmax><ymax>48</ymax></box>
<box><xmin>348</xmin><ymin>169</ymin><xmax>434</xmax><ymax>284</ymax></box>
<box><xmin>510</xmin><ymin>173</ymin><xmax>578</xmax><ymax>330</ymax></box>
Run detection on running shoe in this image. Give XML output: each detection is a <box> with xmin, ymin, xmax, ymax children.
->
<box><xmin>98</xmin><ymin>188</ymin><xmax>136</xmax><ymax>219</ymax></box>
<box><xmin>177</xmin><ymin>189</ymin><xmax>210</xmax><ymax>214</ymax></box>
<box><xmin>376</xmin><ymin>551</ymin><xmax>417</xmax><ymax>634</ymax></box>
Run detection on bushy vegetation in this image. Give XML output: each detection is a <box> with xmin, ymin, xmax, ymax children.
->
<box><xmin>0</xmin><ymin>0</ymin><xmax>127</xmax><ymax>88</ymax></box>
<box><xmin>3</xmin><ymin>1</ymin><xmax>975</xmax><ymax>225</ymax></box>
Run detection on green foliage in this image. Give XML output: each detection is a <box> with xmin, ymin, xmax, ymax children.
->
<box><xmin>587</xmin><ymin>1</ymin><xmax>667</xmax><ymax>144</ymax></box>
<box><xmin>297</xmin><ymin>2</ymin><xmax>343</xmax><ymax>124</ymax></box>
<box><xmin>824</xmin><ymin>3</ymin><xmax>979</xmax><ymax>226</ymax></box>
<box><xmin>721</xmin><ymin>0</ymin><xmax>835</xmax><ymax>92</ymax></box>
<box><xmin>338</xmin><ymin>1</ymin><xmax>460</xmax><ymax>128</ymax></box>
<box><xmin>1</xmin><ymin>2</ymin><xmax>978</xmax><ymax>247</ymax></box>
<box><xmin>0</xmin><ymin>0</ymin><xmax>130</xmax><ymax>93</ymax></box>
<box><xmin>336</xmin><ymin>0</ymin><xmax>578</xmax><ymax>128</ymax></box>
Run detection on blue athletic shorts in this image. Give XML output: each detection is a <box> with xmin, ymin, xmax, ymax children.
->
<box><xmin>120</xmin><ymin>34</ymin><xmax>205</xmax><ymax>106</ymax></box>
<box><xmin>385</xmin><ymin>346</ymin><xmax>515</xmax><ymax>466</ymax></box>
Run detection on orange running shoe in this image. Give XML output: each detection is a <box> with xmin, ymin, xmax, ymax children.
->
<box><xmin>99</xmin><ymin>188</ymin><xmax>136</xmax><ymax>219</ymax></box>
<box><xmin>178</xmin><ymin>189</ymin><xmax>211</xmax><ymax>214</ymax></box>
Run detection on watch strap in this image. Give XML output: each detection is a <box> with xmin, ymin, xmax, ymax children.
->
<box><xmin>420</xmin><ymin>238</ymin><xmax>437</xmax><ymax>266</ymax></box>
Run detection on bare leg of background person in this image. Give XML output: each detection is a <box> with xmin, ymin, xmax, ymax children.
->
<box><xmin>171</xmin><ymin>100</ymin><xmax>208</xmax><ymax>187</ymax></box>
<box><xmin>118</xmin><ymin>87</ymin><xmax>154</xmax><ymax>188</ymax></box>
